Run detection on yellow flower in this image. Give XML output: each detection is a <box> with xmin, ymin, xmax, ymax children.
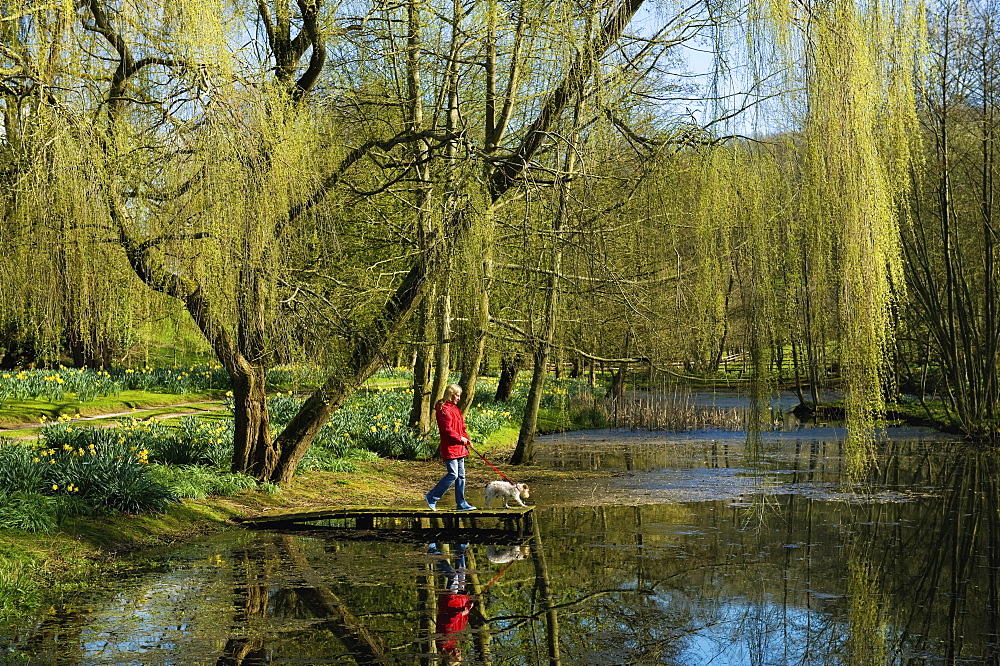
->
<box><xmin>52</xmin><ymin>484</ymin><xmax>58</xmax><ymax>491</ymax></box>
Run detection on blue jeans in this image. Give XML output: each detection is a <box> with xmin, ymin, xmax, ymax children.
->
<box><xmin>428</xmin><ymin>457</ymin><xmax>469</xmax><ymax>508</ymax></box>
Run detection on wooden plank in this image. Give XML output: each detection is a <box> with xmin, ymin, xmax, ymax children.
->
<box><xmin>237</xmin><ymin>506</ymin><xmax>532</xmax><ymax>528</ymax></box>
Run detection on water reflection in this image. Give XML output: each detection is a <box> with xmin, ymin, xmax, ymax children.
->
<box><xmin>428</xmin><ymin>542</ymin><xmax>474</xmax><ymax>663</ymax></box>
<box><xmin>6</xmin><ymin>432</ymin><xmax>1000</xmax><ymax>664</ymax></box>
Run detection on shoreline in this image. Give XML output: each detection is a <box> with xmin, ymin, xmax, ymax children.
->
<box><xmin>0</xmin><ymin>427</ymin><xmax>614</xmax><ymax>625</ymax></box>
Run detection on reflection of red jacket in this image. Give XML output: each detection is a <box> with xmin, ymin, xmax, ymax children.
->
<box><xmin>436</xmin><ymin>593</ymin><xmax>474</xmax><ymax>655</ymax></box>
<box><xmin>436</xmin><ymin>402</ymin><xmax>469</xmax><ymax>460</ymax></box>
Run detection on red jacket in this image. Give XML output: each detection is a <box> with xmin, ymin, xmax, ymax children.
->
<box><xmin>436</xmin><ymin>593</ymin><xmax>474</xmax><ymax>655</ymax></box>
<box><xmin>436</xmin><ymin>401</ymin><xmax>469</xmax><ymax>460</ymax></box>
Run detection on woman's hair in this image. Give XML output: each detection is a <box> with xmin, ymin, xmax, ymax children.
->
<box><xmin>436</xmin><ymin>383</ymin><xmax>463</xmax><ymax>408</ymax></box>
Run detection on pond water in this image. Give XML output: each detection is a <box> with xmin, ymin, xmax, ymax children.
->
<box><xmin>5</xmin><ymin>426</ymin><xmax>1000</xmax><ymax>665</ymax></box>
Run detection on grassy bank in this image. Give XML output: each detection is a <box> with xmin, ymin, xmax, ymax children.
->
<box><xmin>0</xmin><ymin>367</ymin><xmax>615</xmax><ymax>627</ymax></box>
<box><xmin>0</xmin><ymin>422</ymin><xmax>609</xmax><ymax>627</ymax></box>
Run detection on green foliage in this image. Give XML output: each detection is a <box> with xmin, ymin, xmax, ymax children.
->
<box><xmin>0</xmin><ymin>363</ymin><xmax>319</xmax><ymax>412</ymax></box>
<box><xmin>297</xmin><ymin>449</ymin><xmax>359</xmax><ymax>474</ymax></box>
<box><xmin>114</xmin><ymin>365</ymin><xmax>228</xmax><ymax>393</ymax></box>
<box><xmin>282</xmin><ymin>388</ymin><xmax>425</xmax><ymax>460</ymax></box>
<box><xmin>264</xmin><ymin>365</ymin><xmax>328</xmax><ymax>392</ymax></box>
<box><xmin>0</xmin><ymin>440</ymin><xmax>43</xmax><ymax>495</ymax></box>
<box><xmin>372</xmin><ymin>367</ymin><xmax>415</xmax><ymax>380</ymax></box>
<box><xmin>0</xmin><ymin>492</ymin><xmax>58</xmax><ymax>533</ymax></box>
<box><xmin>0</xmin><ymin>426</ymin><xmax>178</xmax><ymax>523</ymax></box>
<box><xmin>146</xmin><ymin>465</ymin><xmax>259</xmax><ymax>499</ymax></box>
<box><xmin>266</xmin><ymin>392</ymin><xmax>303</xmax><ymax>424</ymax></box>
<box><xmin>149</xmin><ymin>416</ymin><xmax>233</xmax><ymax>466</ymax></box>
<box><xmin>465</xmin><ymin>407</ymin><xmax>514</xmax><ymax>443</ymax></box>
<box><xmin>0</xmin><ymin>368</ymin><xmax>121</xmax><ymax>405</ymax></box>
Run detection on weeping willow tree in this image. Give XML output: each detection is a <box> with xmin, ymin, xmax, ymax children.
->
<box><xmin>794</xmin><ymin>0</ymin><xmax>922</xmax><ymax>470</ymax></box>
<box><xmin>591</xmin><ymin>0</ymin><xmax>924</xmax><ymax>472</ymax></box>
<box><xmin>672</xmin><ymin>0</ymin><xmax>924</xmax><ymax>472</ymax></box>
<box><xmin>0</xmin><ymin>0</ymin><xmax>463</xmax><ymax>482</ymax></box>
<box><xmin>2</xmin><ymin>0</ymin><xmax>680</xmax><ymax>481</ymax></box>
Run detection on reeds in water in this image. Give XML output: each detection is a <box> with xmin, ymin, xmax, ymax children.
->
<box><xmin>607</xmin><ymin>389</ymin><xmax>750</xmax><ymax>432</ymax></box>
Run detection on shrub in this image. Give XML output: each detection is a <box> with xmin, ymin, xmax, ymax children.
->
<box><xmin>148</xmin><ymin>416</ymin><xmax>231</xmax><ymax>466</ymax></box>
<box><xmin>0</xmin><ymin>441</ymin><xmax>43</xmax><ymax>495</ymax></box>
<box><xmin>3</xmin><ymin>426</ymin><xmax>179</xmax><ymax>519</ymax></box>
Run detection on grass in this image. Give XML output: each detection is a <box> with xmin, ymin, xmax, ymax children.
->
<box><xmin>0</xmin><ymin>391</ymin><xmax>227</xmax><ymax>430</ymax></box>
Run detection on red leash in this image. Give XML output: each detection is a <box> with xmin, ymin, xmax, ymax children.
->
<box><xmin>467</xmin><ymin>442</ymin><xmax>514</xmax><ymax>484</ymax></box>
<box><xmin>481</xmin><ymin>556</ymin><xmax>518</xmax><ymax>593</ymax></box>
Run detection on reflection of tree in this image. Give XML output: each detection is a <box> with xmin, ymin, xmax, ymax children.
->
<box><xmin>417</xmin><ymin>558</ymin><xmax>438</xmax><ymax>665</ymax></box>
<box><xmin>845</xmin><ymin>552</ymin><xmax>889</xmax><ymax>666</ymax></box>
<box><xmin>530</xmin><ymin>519</ymin><xmax>562</xmax><ymax>666</ymax></box>
<box><xmin>276</xmin><ymin>535</ymin><xmax>398</xmax><ymax>665</ymax></box>
<box><xmin>218</xmin><ymin>539</ymin><xmax>277</xmax><ymax>665</ymax></box>
<box><xmin>223</xmin><ymin>534</ymin><xmax>399</xmax><ymax>665</ymax></box>
<box><xmin>463</xmin><ymin>546</ymin><xmax>493</xmax><ymax>665</ymax></box>
<box><xmin>848</xmin><ymin>442</ymin><xmax>1000</xmax><ymax>662</ymax></box>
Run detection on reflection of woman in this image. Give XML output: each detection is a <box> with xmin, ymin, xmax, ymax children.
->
<box><xmin>425</xmin><ymin>384</ymin><xmax>476</xmax><ymax>511</ymax></box>
<box><xmin>429</xmin><ymin>543</ymin><xmax>475</xmax><ymax>662</ymax></box>
<box><xmin>437</xmin><ymin>591</ymin><xmax>474</xmax><ymax>661</ymax></box>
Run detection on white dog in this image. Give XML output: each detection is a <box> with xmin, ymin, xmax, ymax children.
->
<box><xmin>485</xmin><ymin>544</ymin><xmax>530</xmax><ymax>564</ymax></box>
<box><xmin>484</xmin><ymin>480</ymin><xmax>530</xmax><ymax>508</ymax></box>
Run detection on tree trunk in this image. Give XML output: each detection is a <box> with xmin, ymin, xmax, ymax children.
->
<box><xmin>510</xmin><ymin>96</ymin><xmax>581</xmax><ymax>465</ymax></box>
<box><xmin>511</xmin><ymin>347</ymin><xmax>550</xmax><ymax>465</ymax></box>
<box><xmin>409</xmin><ymin>301</ymin><xmax>434</xmax><ymax>434</ymax></box>
<box><xmin>430</xmin><ymin>284</ymin><xmax>452</xmax><ymax>404</ymax></box>
<box><xmin>494</xmin><ymin>353</ymin><xmax>523</xmax><ymax>402</ymax></box>
<box><xmin>230</xmin><ymin>362</ymin><xmax>276</xmax><ymax>478</ymax></box>
<box><xmin>405</xmin><ymin>0</ymin><xmax>435</xmax><ymax>435</ymax></box>
<box><xmin>609</xmin><ymin>363</ymin><xmax>628</xmax><ymax>400</ymax></box>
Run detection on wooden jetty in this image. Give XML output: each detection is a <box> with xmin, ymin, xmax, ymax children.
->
<box><xmin>237</xmin><ymin>506</ymin><xmax>534</xmax><ymax>535</ymax></box>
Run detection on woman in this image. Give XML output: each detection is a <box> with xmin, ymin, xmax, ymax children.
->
<box><xmin>425</xmin><ymin>384</ymin><xmax>477</xmax><ymax>511</ymax></box>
